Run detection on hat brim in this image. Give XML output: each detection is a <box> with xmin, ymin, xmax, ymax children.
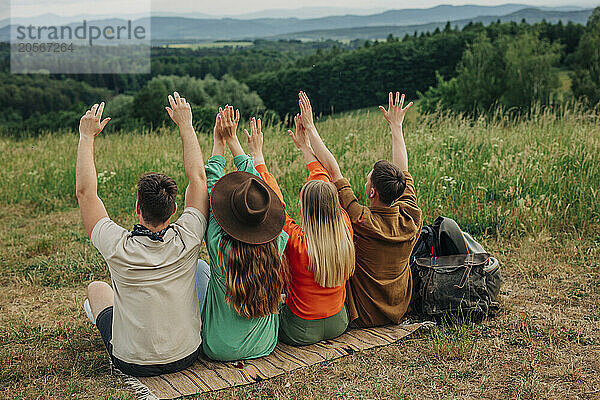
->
<box><xmin>210</xmin><ymin>171</ymin><xmax>286</xmax><ymax>245</ymax></box>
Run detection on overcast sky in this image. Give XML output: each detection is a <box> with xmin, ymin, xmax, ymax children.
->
<box><xmin>5</xmin><ymin>0</ymin><xmax>599</xmax><ymax>18</ymax></box>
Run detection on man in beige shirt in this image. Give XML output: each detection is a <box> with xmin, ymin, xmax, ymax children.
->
<box><xmin>296</xmin><ymin>91</ymin><xmax>423</xmax><ymax>327</ymax></box>
<box><xmin>77</xmin><ymin>93</ymin><xmax>209</xmax><ymax>376</ymax></box>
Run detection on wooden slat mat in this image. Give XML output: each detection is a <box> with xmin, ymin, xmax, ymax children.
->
<box><xmin>122</xmin><ymin>322</ymin><xmax>425</xmax><ymax>400</ymax></box>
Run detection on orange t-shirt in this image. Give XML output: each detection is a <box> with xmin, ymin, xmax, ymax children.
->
<box><xmin>255</xmin><ymin>161</ymin><xmax>353</xmax><ymax>320</ymax></box>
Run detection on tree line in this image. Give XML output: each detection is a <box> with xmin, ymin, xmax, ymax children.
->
<box><xmin>0</xmin><ymin>12</ymin><xmax>598</xmax><ymax>137</ymax></box>
<box><xmin>247</xmin><ymin>17</ymin><xmax>593</xmax><ymax>119</ymax></box>
<box><xmin>419</xmin><ymin>9</ymin><xmax>600</xmax><ymax>115</ymax></box>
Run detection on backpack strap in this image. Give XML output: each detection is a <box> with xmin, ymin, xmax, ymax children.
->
<box><xmin>438</xmin><ymin>217</ymin><xmax>469</xmax><ymax>255</ymax></box>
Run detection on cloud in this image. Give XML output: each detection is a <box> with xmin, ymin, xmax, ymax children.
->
<box><xmin>10</xmin><ymin>0</ymin><xmax>151</xmax><ymax>17</ymax></box>
<box><xmin>7</xmin><ymin>0</ymin><xmax>596</xmax><ymax>19</ymax></box>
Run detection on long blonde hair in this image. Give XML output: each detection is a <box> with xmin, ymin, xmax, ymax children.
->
<box><xmin>219</xmin><ymin>234</ymin><xmax>285</xmax><ymax>319</ymax></box>
<box><xmin>301</xmin><ymin>180</ymin><xmax>355</xmax><ymax>288</ymax></box>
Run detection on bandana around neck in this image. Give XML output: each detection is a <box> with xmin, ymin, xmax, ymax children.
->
<box><xmin>130</xmin><ymin>224</ymin><xmax>173</xmax><ymax>242</ymax></box>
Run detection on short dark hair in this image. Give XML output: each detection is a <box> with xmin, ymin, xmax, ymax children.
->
<box><xmin>137</xmin><ymin>173</ymin><xmax>177</xmax><ymax>225</ymax></box>
<box><xmin>371</xmin><ymin>160</ymin><xmax>406</xmax><ymax>206</ymax></box>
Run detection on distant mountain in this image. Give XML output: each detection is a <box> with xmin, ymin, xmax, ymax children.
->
<box><xmin>223</xmin><ymin>7</ymin><xmax>388</xmax><ymax>19</ymax></box>
<box><xmin>270</xmin><ymin>8</ymin><xmax>594</xmax><ymax>41</ymax></box>
<box><xmin>150</xmin><ymin>11</ymin><xmax>215</xmax><ymax>19</ymax></box>
<box><xmin>0</xmin><ymin>4</ymin><xmax>543</xmax><ymax>38</ymax></box>
<box><xmin>537</xmin><ymin>6</ymin><xmax>588</xmax><ymax>11</ymax></box>
<box><xmin>0</xmin><ymin>5</ymin><xmax>594</xmax><ymax>42</ymax></box>
<box><xmin>148</xmin><ymin>6</ymin><xmax>593</xmax><ymax>41</ymax></box>
<box><xmin>3</xmin><ymin>12</ymin><xmax>150</xmax><ymax>27</ymax></box>
<box><xmin>146</xmin><ymin>4</ymin><xmax>591</xmax><ymax>41</ymax></box>
<box><xmin>216</xmin><ymin>4</ymin><xmax>586</xmax><ymax>24</ymax></box>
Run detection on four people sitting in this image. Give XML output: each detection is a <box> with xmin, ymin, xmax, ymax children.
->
<box><xmin>79</xmin><ymin>90</ymin><xmax>422</xmax><ymax>376</ymax></box>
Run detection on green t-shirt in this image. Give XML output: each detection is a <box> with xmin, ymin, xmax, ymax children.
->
<box><xmin>201</xmin><ymin>154</ymin><xmax>288</xmax><ymax>361</ymax></box>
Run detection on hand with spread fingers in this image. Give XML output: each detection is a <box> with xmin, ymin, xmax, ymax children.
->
<box><xmin>289</xmin><ymin>113</ymin><xmax>318</xmax><ymax>164</ymax></box>
<box><xmin>379</xmin><ymin>91</ymin><xmax>412</xmax><ymax>171</ymax></box>
<box><xmin>297</xmin><ymin>91</ymin><xmax>342</xmax><ymax>178</ymax></box>
<box><xmin>211</xmin><ymin>111</ymin><xmax>226</xmax><ymax>157</ymax></box>
<box><xmin>379</xmin><ymin>91</ymin><xmax>413</xmax><ymax>129</ymax></box>
<box><xmin>245</xmin><ymin>117</ymin><xmax>265</xmax><ymax>165</ymax></box>
<box><xmin>217</xmin><ymin>105</ymin><xmax>244</xmax><ymax>157</ymax></box>
<box><xmin>164</xmin><ymin>91</ymin><xmax>209</xmax><ymax>215</ymax></box>
<box><xmin>165</xmin><ymin>91</ymin><xmax>193</xmax><ymax>128</ymax></box>
<box><xmin>76</xmin><ymin>102</ymin><xmax>111</xmax><ymax>236</ymax></box>
<box><xmin>245</xmin><ymin>117</ymin><xmax>263</xmax><ymax>156</ymax></box>
<box><xmin>298</xmin><ymin>91</ymin><xmax>316</xmax><ymax>131</ymax></box>
<box><xmin>79</xmin><ymin>102</ymin><xmax>110</xmax><ymax>139</ymax></box>
<box><xmin>289</xmin><ymin>114</ymin><xmax>309</xmax><ymax>151</ymax></box>
<box><xmin>218</xmin><ymin>105</ymin><xmax>240</xmax><ymax>142</ymax></box>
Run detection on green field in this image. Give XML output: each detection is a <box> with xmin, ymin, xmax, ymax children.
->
<box><xmin>1</xmin><ymin>107</ymin><xmax>599</xmax><ymax>398</ymax></box>
<box><xmin>164</xmin><ymin>41</ymin><xmax>254</xmax><ymax>49</ymax></box>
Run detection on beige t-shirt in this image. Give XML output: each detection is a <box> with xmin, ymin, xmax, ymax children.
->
<box><xmin>91</xmin><ymin>207</ymin><xmax>207</xmax><ymax>365</ymax></box>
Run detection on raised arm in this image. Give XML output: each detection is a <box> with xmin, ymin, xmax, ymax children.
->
<box><xmin>76</xmin><ymin>103</ymin><xmax>111</xmax><ymax>236</ymax></box>
<box><xmin>245</xmin><ymin>117</ymin><xmax>266</xmax><ymax>166</ymax></box>
<box><xmin>204</xmin><ymin>111</ymin><xmax>228</xmax><ymax>196</ymax></box>
<box><xmin>211</xmin><ymin>111</ymin><xmax>226</xmax><ymax>158</ymax></box>
<box><xmin>219</xmin><ymin>105</ymin><xmax>245</xmax><ymax>157</ymax></box>
<box><xmin>165</xmin><ymin>91</ymin><xmax>208</xmax><ymax>218</ymax></box>
<box><xmin>379</xmin><ymin>91</ymin><xmax>413</xmax><ymax>172</ymax></box>
<box><xmin>245</xmin><ymin>117</ymin><xmax>285</xmax><ymax>204</ymax></box>
<box><xmin>289</xmin><ymin>113</ymin><xmax>318</xmax><ymax>165</ymax></box>
<box><xmin>298</xmin><ymin>91</ymin><xmax>343</xmax><ymax>181</ymax></box>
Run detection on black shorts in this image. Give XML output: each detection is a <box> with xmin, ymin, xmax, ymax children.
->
<box><xmin>95</xmin><ymin>306</ymin><xmax>201</xmax><ymax>377</ymax></box>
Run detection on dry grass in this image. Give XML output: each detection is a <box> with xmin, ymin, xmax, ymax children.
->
<box><xmin>1</xmin><ymin>221</ymin><xmax>597</xmax><ymax>399</ymax></box>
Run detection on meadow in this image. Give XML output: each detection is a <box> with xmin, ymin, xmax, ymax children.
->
<box><xmin>163</xmin><ymin>41</ymin><xmax>255</xmax><ymax>49</ymax></box>
<box><xmin>0</xmin><ymin>106</ymin><xmax>599</xmax><ymax>399</ymax></box>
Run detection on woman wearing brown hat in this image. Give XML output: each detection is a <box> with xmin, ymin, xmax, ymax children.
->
<box><xmin>200</xmin><ymin>106</ymin><xmax>288</xmax><ymax>361</ymax></box>
<box><xmin>246</xmin><ymin>113</ymin><xmax>355</xmax><ymax>346</ymax></box>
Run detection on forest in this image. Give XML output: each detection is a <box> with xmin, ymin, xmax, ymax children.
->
<box><xmin>0</xmin><ymin>11</ymin><xmax>598</xmax><ymax>137</ymax></box>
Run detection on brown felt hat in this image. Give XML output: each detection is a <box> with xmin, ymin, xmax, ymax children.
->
<box><xmin>210</xmin><ymin>171</ymin><xmax>285</xmax><ymax>244</ymax></box>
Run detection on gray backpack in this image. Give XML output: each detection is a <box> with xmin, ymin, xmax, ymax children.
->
<box><xmin>409</xmin><ymin>217</ymin><xmax>501</xmax><ymax>320</ymax></box>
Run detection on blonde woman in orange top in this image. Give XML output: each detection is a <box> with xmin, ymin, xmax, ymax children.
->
<box><xmin>245</xmin><ymin>115</ymin><xmax>355</xmax><ymax>346</ymax></box>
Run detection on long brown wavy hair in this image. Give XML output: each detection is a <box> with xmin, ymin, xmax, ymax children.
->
<box><xmin>218</xmin><ymin>234</ymin><xmax>285</xmax><ymax>319</ymax></box>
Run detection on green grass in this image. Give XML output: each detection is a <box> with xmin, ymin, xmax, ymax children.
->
<box><xmin>0</xmin><ymin>106</ymin><xmax>599</xmax><ymax>398</ymax></box>
<box><xmin>558</xmin><ymin>70</ymin><xmax>572</xmax><ymax>93</ymax></box>
<box><xmin>2</xmin><ymin>105</ymin><xmax>598</xmax><ymax>235</ymax></box>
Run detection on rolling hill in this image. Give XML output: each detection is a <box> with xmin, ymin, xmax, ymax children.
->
<box><xmin>0</xmin><ymin>5</ymin><xmax>593</xmax><ymax>42</ymax></box>
<box><xmin>269</xmin><ymin>8</ymin><xmax>594</xmax><ymax>41</ymax></box>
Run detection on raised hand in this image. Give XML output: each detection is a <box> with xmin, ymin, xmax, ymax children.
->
<box><xmin>166</xmin><ymin>91</ymin><xmax>193</xmax><ymax>128</ymax></box>
<box><xmin>298</xmin><ymin>91</ymin><xmax>342</xmax><ymax>178</ymax></box>
<box><xmin>289</xmin><ymin>113</ymin><xmax>317</xmax><ymax>164</ymax></box>
<box><xmin>245</xmin><ymin>117</ymin><xmax>263</xmax><ymax>158</ymax></box>
<box><xmin>213</xmin><ymin>112</ymin><xmax>225</xmax><ymax>144</ymax></box>
<box><xmin>211</xmin><ymin>111</ymin><xmax>226</xmax><ymax>157</ymax></box>
<box><xmin>288</xmin><ymin>114</ymin><xmax>310</xmax><ymax>151</ymax></box>
<box><xmin>380</xmin><ymin>92</ymin><xmax>412</xmax><ymax>171</ymax></box>
<box><xmin>379</xmin><ymin>91</ymin><xmax>413</xmax><ymax>128</ymax></box>
<box><xmin>79</xmin><ymin>102</ymin><xmax>110</xmax><ymax>139</ymax></box>
<box><xmin>217</xmin><ymin>105</ymin><xmax>244</xmax><ymax>157</ymax></box>
<box><xmin>298</xmin><ymin>91</ymin><xmax>315</xmax><ymax>130</ymax></box>
<box><xmin>165</xmin><ymin>91</ymin><xmax>208</xmax><ymax>215</ymax></box>
<box><xmin>218</xmin><ymin>105</ymin><xmax>240</xmax><ymax>142</ymax></box>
